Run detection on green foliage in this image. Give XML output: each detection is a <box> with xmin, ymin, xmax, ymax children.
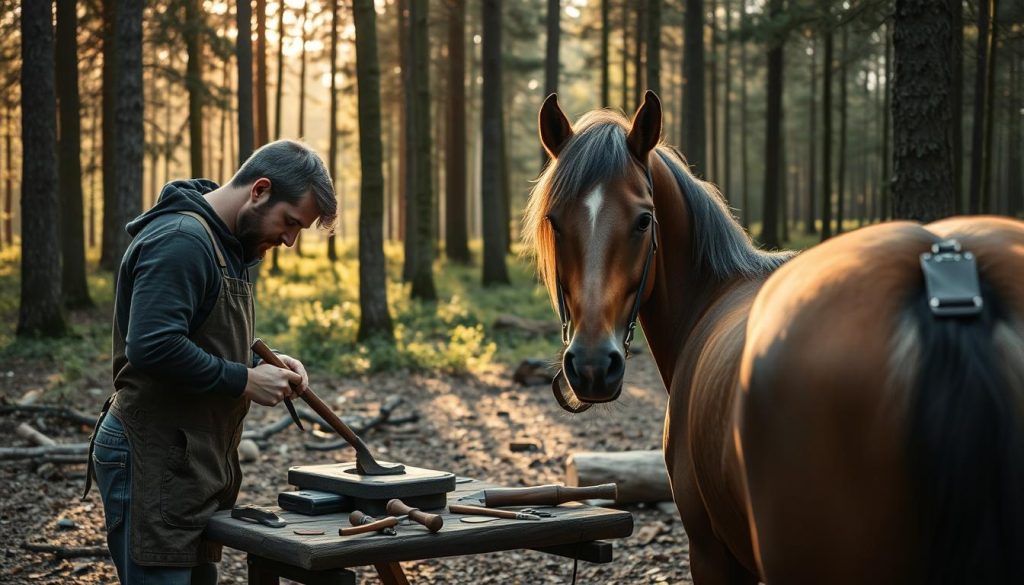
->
<box><xmin>255</xmin><ymin>240</ymin><xmax>559</xmax><ymax>376</ymax></box>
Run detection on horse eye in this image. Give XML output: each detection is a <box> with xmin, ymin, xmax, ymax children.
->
<box><xmin>636</xmin><ymin>214</ymin><xmax>653</xmax><ymax>233</ymax></box>
<box><xmin>546</xmin><ymin>215</ymin><xmax>562</xmax><ymax>235</ymax></box>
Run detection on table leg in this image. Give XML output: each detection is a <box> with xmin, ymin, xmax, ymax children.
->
<box><xmin>373</xmin><ymin>562</ymin><xmax>410</xmax><ymax>585</ymax></box>
<box><xmin>247</xmin><ymin>555</ymin><xmax>279</xmax><ymax>585</ymax></box>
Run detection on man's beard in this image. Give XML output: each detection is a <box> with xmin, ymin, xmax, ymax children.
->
<box><xmin>236</xmin><ymin>204</ymin><xmax>271</xmax><ymax>263</ymax></box>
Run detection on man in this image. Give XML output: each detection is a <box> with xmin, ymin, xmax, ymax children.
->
<box><xmin>85</xmin><ymin>140</ymin><xmax>337</xmax><ymax>584</ymax></box>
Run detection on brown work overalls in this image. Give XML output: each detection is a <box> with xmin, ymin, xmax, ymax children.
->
<box><xmin>87</xmin><ymin>211</ymin><xmax>253</xmax><ymax>566</ymax></box>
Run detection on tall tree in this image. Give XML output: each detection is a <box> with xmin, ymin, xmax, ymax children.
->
<box><xmin>400</xmin><ymin>0</ymin><xmax>417</xmax><ymax>281</ymax></box>
<box><xmin>185</xmin><ymin>0</ymin><xmax>204</xmax><ymax>177</ymax></box>
<box><xmin>880</xmin><ymin>23</ymin><xmax>891</xmax><ymax>220</ymax></box>
<box><xmin>980</xmin><ymin>0</ymin><xmax>999</xmax><ymax>213</ymax></box>
<box><xmin>327</xmin><ymin>0</ymin><xmax>339</xmax><ymax>261</ymax></box>
<box><xmin>353</xmin><ymin>0</ymin><xmax>394</xmax><ymax>341</ymax></box>
<box><xmin>114</xmin><ymin>0</ymin><xmax>143</xmax><ymax>255</ymax></box>
<box><xmin>98</xmin><ymin>0</ymin><xmax>119</xmax><ymax>270</ymax></box>
<box><xmin>950</xmin><ymin>0</ymin><xmax>963</xmax><ymax>212</ymax></box>
<box><xmin>543</xmin><ymin>0</ymin><xmax>560</xmax><ymax>165</ymax></box>
<box><xmin>682</xmin><ymin>0</ymin><xmax>706</xmax><ymax>176</ymax></box>
<box><xmin>739</xmin><ymin>0</ymin><xmax>749</xmax><ymax>227</ymax></box>
<box><xmin>446</xmin><ymin>0</ymin><xmax>470</xmax><ymax>263</ymax></box>
<box><xmin>721</xmin><ymin>0</ymin><xmax>730</xmax><ymax>198</ymax></box>
<box><xmin>601</xmin><ymin>0</ymin><xmax>610</xmax><ymax>106</ymax></box>
<box><xmin>1009</xmin><ymin>49</ymin><xmax>1022</xmax><ymax>217</ymax></box>
<box><xmin>292</xmin><ymin>0</ymin><xmax>310</xmax><ymax>257</ymax></box>
<box><xmin>647</xmin><ymin>0</ymin><xmax>662</xmax><ymax>96</ymax></box>
<box><xmin>709</xmin><ymin>0</ymin><xmax>718</xmax><ymax>180</ymax></box>
<box><xmin>891</xmin><ymin>0</ymin><xmax>955</xmax><ymax>221</ymax></box>
<box><xmin>836</xmin><ymin>22</ymin><xmax>848</xmax><ymax>234</ymax></box>
<box><xmin>237</xmin><ymin>0</ymin><xmax>255</xmax><ymax>165</ymax></box>
<box><xmin>633</xmin><ymin>0</ymin><xmax>646</xmax><ymax>106</ymax></box>
<box><xmin>270</xmin><ymin>1</ymin><xmax>287</xmax><ymax>274</ymax></box>
<box><xmin>409</xmin><ymin>0</ymin><xmax>437</xmax><ymax>299</ymax></box>
<box><xmin>481</xmin><ymin>0</ymin><xmax>509</xmax><ymax>285</ymax></box>
<box><xmin>4</xmin><ymin>102</ymin><xmax>14</xmax><ymax>246</ymax></box>
<box><xmin>968</xmin><ymin>0</ymin><xmax>994</xmax><ymax>213</ymax></box>
<box><xmin>19</xmin><ymin>0</ymin><xmax>67</xmax><ymax>336</ymax></box>
<box><xmin>761</xmin><ymin>0</ymin><xmax>783</xmax><ymax>248</ymax></box>
<box><xmin>56</xmin><ymin>0</ymin><xmax>92</xmax><ymax>308</ymax></box>
<box><xmin>805</xmin><ymin>35</ymin><xmax>818</xmax><ymax>234</ymax></box>
<box><xmin>255</xmin><ymin>0</ymin><xmax>269</xmax><ymax>149</ymax></box>
<box><xmin>820</xmin><ymin>13</ymin><xmax>834</xmax><ymax>241</ymax></box>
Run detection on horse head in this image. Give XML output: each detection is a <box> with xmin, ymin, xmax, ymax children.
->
<box><xmin>528</xmin><ymin>91</ymin><xmax>664</xmax><ymax>411</ymax></box>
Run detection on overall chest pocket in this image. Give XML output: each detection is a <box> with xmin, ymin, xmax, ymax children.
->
<box><xmin>159</xmin><ymin>427</ymin><xmax>229</xmax><ymax>529</ymax></box>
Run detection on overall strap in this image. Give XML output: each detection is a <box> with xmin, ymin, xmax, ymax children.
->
<box><xmin>178</xmin><ymin>211</ymin><xmax>228</xmax><ymax>270</ymax></box>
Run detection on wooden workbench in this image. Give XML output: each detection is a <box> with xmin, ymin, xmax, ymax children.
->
<box><xmin>204</xmin><ymin>479</ymin><xmax>634</xmax><ymax>584</ymax></box>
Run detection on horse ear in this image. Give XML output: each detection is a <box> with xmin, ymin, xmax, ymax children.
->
<box><xmin>627</xmin><ymin>90</ymin><xmax>662</xmax><ymax>162</ymax></box>
<box><xmin>539</xmin><ymin>94</ymin><xmax>573</xmax><ymax>158</ymax></box>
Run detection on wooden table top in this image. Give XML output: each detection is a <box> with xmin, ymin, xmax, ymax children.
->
<box><xmin>205</xmin><ymin>479</ymin><xmax>635</xmax><ymax>571</ymax></box>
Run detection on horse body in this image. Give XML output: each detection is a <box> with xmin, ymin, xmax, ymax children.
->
<box><xmin>528</xmin><ymin>91</ymin><xmax>1024</xmax><ymax>584</ymax></box>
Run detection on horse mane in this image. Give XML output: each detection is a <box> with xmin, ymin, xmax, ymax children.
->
<box><xmin>524</xmin><ymin>108</ymin><xmax>792</xmax><ymax>307</ymax></box>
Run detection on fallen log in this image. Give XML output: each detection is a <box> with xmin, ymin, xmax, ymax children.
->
<box><xmin>16</xmin><ymin>422</ymin><xmax>57</xmax><ymax>446</ymax></box>
<box><xmin>22</xmin><ymin>542</ymin><xmax>110</xmax><ymax>559</ymax></box>
<box><xmin>493</xmin><ymin>314</ymin><xmax>560</xmax><ymax>335</ymax></box>
<box><xmin>0</xmin><ymin>444</ymin><xmax>89</xmax><ymax>460</ymax></box>
<box><xmin>0</xmin><ymin>404</ymin><xmax>97</xmax><ymax>427</ymax></box>
<box><xmin>565</xmin><ymin>450</ymin><xmax>673</xmax><ymax>503</ymax></box>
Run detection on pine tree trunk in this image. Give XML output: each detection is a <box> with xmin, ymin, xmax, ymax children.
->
<box><xmin>88</xmin><ymin>105</ymin><xmax>98</xmax><ymax>248</ymax></box>
<box><xmin>481</xmin><ymin>0</ymin><xmax>509</xmax><ymax>286</ymax></box>
<box><xmin>57</xmin><ymin>0</ymin><xmax>92</xmax><ymax>309</ymax></box>
<box><xmin>255</xmin><ymin>0</ymin><xmax>269</xmax><ymax>149</ymax></box>
<box><xmin>601</xmin><ymin>0</ymin><xmax>610</xmax><ymax>106</ymax></box>
<box><xmin>1009</xmin><ymin>49</ymin><xmax>1022</xmax><ymax>217</ymax></box>
<box><xmin>410</xmin><ymin>0</ymin><xmax>436</xmax><ymax>299</ymax></box>
<box><xmin>806</xmin><ymin>36</ymin><xmax>818</xmax><ymax>234</ymax></box>
<box><xmin>327</xmin><ymin>0</ymin><xmax>339</xmax><ymax>261</ymax></box>
<box><xmin>709</xmin><ymin>0</ymin><xmax>718</xmax><ymax>181</ymax></box>
<box><xmin>968</xmin><ymin>0</ymin><xmax>992</xmax><ymax>214</ymax></box>
<box><xmin>186</xmin><ymin>0</ymin><xmax>204</xmax><ymax>177</ymax></box>
<box><xmin>18</xmin><ymin>0</ymin><xmax>67</xmax><ymax>337</ymax></box>
<box><xmin>622</xmin><ymin>0</ymin><xmax>630</xmax><ymax>110</ymax></box>
<box><xmin>543</xmin><ymin>0</ymin><xmax>560</xmax><ymax>166</ymax></box>
<box><xmin>720</xmin><ymin>0</ymin><xmax>730</xmax><ymax>199</ymax></box>
<box><xmin>236</xmin><ymin>0</ymin><xmax>255</xmax><ymax>165</ymax></box>
<box><xmin>739</xmin><ymin>2</ymin><xmax>749</xmax><ymax>227</ymax></box>
<box><xmin>646</xmin><ymin>0</ymin><xmax>661</xmax><ymax>97</ymax></box>
<box><xmin>760</xmin><ymin>0</ymin><xmax>783</xmax><ymax>249</ymax></box>
<box><xmin>274</xmin><ymin>2</ymin><xmax>286</xmax><ymax>140</ymax></box>
<box><xmin>633</xmin><ymin>0</ymin><xmax>646</xmax><ymax>107</ymax></box>
<box><xmin>891</xmin><ymin>0</ymin><xmax>955</xmax><ymax>221</ymax></box>
<box><xmin>99</xmin><ymin>0</ymin><xmax>120</xmax><ymax>270</ymax></box>
<box><xmin>881</xmin><ymin>23</ymin><xmax>891</xmax><ymax>220</ymax></box>
<box><xmin>820</xmin><ymin>25</ymin><xmax>834</xmax><ymax>241</ymax></box>
<box><xmin>836</xmin><ymin>23</ymin><xmax>847</xmax><ymax>234</ymax></box>
<box><xmin>353</xmin><ymin>0</ymin><xmax>395</xmax><ymax>341</ymax></box>
<box><xmin>4</xmin><ymin>103</ymin><xmax>13</xmax><ymax>247</ymax></box>
<box><xmin>980</xmin><ymin>0</ymin><xmax>998</xmax><ymax>213</ymax></box>
<box><xmin>446</xmin><ymin>0</ymin><xmax>470</xmax><ymax>263</ymax></box>
<box><xmin>683</xmin><ymin>0</ymin><xmax>706</xmax><ymax>177</ymax></box>
<box><xmin>400</xmin><ymin>0</ymin><xmax>417</xmax><ymax>281</ymax></box>
<box><xmin>950</xmin><ymin>0</ymin><xmax>962</xmax><ymax>212</ymax></box>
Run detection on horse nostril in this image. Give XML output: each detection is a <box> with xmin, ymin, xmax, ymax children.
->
<box><xmin>564</xmin><ymin>351</ymin><xmax>578</xmax><ymax>378</ymax></box>
<box><xmin>607</xmin><ymin>351</ymin><xmax>624</xmax><ymax>382</ymax></box>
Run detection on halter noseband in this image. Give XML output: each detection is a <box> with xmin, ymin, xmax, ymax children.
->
<box><xmin>551</xmin><ymin>164</ymin><xmax>659</xmax><ymax>413</ymax></box>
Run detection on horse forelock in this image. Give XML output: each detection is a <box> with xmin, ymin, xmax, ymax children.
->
<box><xmin>525</xmin><ymin>111</ymin><xmax>635</xmax><ymax>307</ymax></box>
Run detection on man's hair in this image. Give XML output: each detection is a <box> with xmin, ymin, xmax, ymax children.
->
<box><xmin>230</xmin><ymin>139</ymin><xmax>337</xmax><ymax>231</ymax></box>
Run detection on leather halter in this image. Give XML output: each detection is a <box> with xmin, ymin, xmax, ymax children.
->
<box><xmin>551</xmin><ymin>164</ymin><xmax>659</xmax><ymax>413</ymax></box>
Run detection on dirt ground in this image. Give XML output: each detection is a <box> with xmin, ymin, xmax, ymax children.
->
<box><xmin>1</xmin><ymin>346</ymin><xmax>693</xmax><ymax>585</ymax></box>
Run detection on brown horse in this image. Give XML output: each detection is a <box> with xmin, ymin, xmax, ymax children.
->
<box><xmin>525</xmin><ymin>91</ymin><xmax>1024</xmax><ymax>584</ymax></box>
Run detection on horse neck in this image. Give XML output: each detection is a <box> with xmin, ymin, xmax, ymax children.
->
<box><xmin>637</xmin><ymin>156</ymin><xmax>753</xmax><ymax>391</ymax></box>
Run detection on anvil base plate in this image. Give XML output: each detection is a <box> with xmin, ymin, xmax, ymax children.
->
<box><xmin>288</xmin><ymin>461</ymin><xmax>455</xmax><ymax>514</ymax></box>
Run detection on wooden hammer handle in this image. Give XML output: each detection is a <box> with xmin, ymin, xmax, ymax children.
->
<box><xmin>338</xmin><ymin>516</ymin><xmax>398</xmax><ymax>536</ymax></box>
<box><xmin>386</xmin><ymin>499</ymin><xmax>443</xmax><ymax>533</ymax></box>
<box><xmin>484</xmin><ymin>483</ymin><xmax>618</xmax><ymax>507</ymax></box>
<box><xmin>252</xmin><ymin>339</ymin><xmax>364</xmax><ymax>448</ymax></box>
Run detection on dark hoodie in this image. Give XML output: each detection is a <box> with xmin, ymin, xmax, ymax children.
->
<box><xmin>114</xmin><ymin>180</ymin><xmax>256</xmax><ymax>396</ymax></box>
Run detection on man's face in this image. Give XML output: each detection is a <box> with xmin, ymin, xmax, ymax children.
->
<box><xmin>237</xmin><ymin>179</ymin><xmax>322</xmax><ymax>262</ymax></box>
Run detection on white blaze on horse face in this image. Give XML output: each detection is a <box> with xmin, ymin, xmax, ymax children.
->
<box><xmin>580</xmin><ymin>184</ymin><xmax>613</xmax><ymax>334</ymax></box>
<box><xmin>584</xmin><ymin>185</ymin><xmax>604</xmax><ymax>236</ymax></box>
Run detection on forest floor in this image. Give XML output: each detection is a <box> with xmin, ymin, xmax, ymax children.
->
<box><xmin>0</xmin><ymin>247</ymin><xmax>694</xmax><ymax>585</ymax></box>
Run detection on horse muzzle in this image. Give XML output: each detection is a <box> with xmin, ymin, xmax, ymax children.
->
<box><xmin>561</xmin><ymin>342</ymin><xmax>625</xmax><ymax>403</ymax></box>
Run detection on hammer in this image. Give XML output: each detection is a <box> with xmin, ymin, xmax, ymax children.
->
<box><xmin>338</xmin><ymin>499</ymin><xmax>444</xmax><ymax>536</ymax></box>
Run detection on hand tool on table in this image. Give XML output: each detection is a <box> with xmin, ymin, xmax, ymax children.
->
<box><xmin>251</xmin><ymin>338</ymin><xmax>303</xmax><ymax>430</ymax></box>
<box><xmin>340</xmin><ymin>513</ymin><xmax>400</xmax><ymax>536</ymax></box>
<box><xmin>386</xmin><ymin>498</ymin><xmax>444</xmax><ymax>532</ymax></box>
<box><xmin>231</xmin><ymin>504</ymin><xmax>287</xmax><ymax>528</ymax></box>
<box><xmin>457</xmin><ymin>483</ymin><xmax>617</xmax><ymax>507</ymax></box>
<box><xmin>448</xmin><ymin>504</ymin><xmax>543</xmax><ymax>521</ymax></box>
<box><xmin>252</xmin><ymin>339</ymin><xmax>404</xmax><ymax>475</ymax></box>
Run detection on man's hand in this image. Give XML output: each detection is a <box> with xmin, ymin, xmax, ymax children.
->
<box><xmin>243</xmin><ymin>363</ymin><xmax>302</xmax><ymax>406</ymax></box>
<box><xmin>276</xmin><ymin>354</ymin><xmax>310</xmax><ymax>396</ymax></box>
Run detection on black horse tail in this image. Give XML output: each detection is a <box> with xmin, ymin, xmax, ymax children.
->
<box><xmin>908</xmin><ymin>279</ymin><xmax>1024</xmax><ymax>585</ymax></box>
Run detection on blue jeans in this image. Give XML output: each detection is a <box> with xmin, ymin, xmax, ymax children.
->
<box><xmin>93</xmin><ymin>413</ymin><xmax>218</xmax><ymax>585</ymax></box>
